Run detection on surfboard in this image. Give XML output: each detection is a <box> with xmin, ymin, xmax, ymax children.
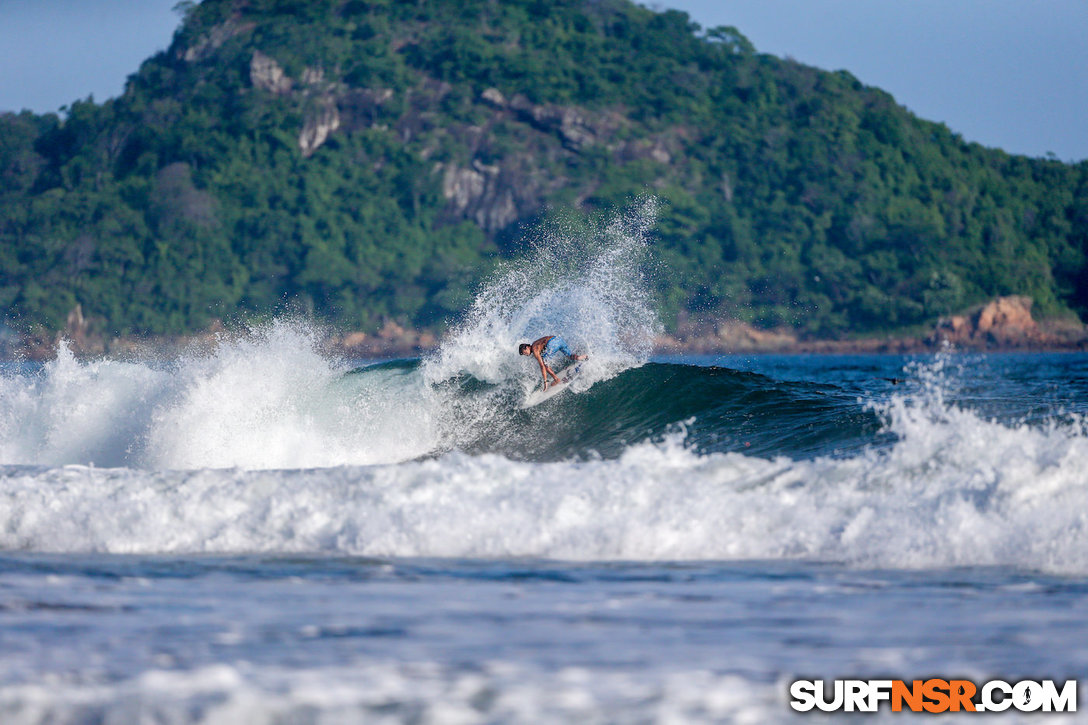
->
<box><xmin>520</xmin><ymin>363</ymin><xmax>583</xmax><ymax>409</ymax></box>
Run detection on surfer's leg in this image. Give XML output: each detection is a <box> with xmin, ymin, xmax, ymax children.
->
<box><xmin>552</xmin><ymin>337</ymin><xmax>573</xmax><ymax>358</ymax></box>
<box><xmin>542</xmin><ymin>336</ymin><xmax>567</xmax><ymax>363</ymax></box>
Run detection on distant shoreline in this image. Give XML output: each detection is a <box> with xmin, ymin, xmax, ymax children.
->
<box><xmin>6</xmin><ymin>296</ymin><xmax>1087</xmax><ymax>362</ymax></box>
<box><xmin>7</xmin><ymin>332</ymin><xmax>1088</xmax><ymax>364</ymax></box>
<box><xmin>6</xmin><ymin>337</ymin><xmax>1088</xmax><ymax>364</ymax></box>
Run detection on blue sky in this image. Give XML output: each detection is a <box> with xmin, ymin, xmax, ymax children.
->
<box><xmin>0</xmin><ymin>0</ymin><xmax>180</xmax><ymax>111</ymax></box>
<box><xmin>1</xmin><ymin>0</ymin><xmax>1085</xmax><ymax>161</ymax></box>
<box><xmin>666</xmin><ymin>0</ymin><xmax>1088</xmax><ymax>162</ymax></box>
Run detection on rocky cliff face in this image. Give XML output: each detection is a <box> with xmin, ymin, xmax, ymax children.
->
<box><xmin>299</xmin><ymin>101</ymin><xmax>341</xmax><ymax>158</ymax></box>
<box><xmin>245</xmin><ymin>47</ymin><xmax>359</xmax><ymax>157</ymax></box>
<box><xmin>241</xmin><ymin>47</ymin><xmax>639</xmax><ymax>233</ymax></box>
<box><xmin>500</xmin><ymin>92</ymin><xmax>603</xmax><ymax>151</ymax></box>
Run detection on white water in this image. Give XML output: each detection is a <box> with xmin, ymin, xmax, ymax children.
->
<box><xmin>3</xmin><ymin>368</ymin><xmax>1088</xmax><ymax>572</ymax></box>
<box><xmin>422</xmin><ymin>198</ymin><xmax>661</xmax><ymax>389</ymax></box>
<box><xmin>0</xmin><ymin>663</ymin><xmax>785</xmax><ymax>725</ymax></box>
<box><xmin>0</xmin><ymin>326</ymin><xmax>442</xmax><ymax>469</ymax></box>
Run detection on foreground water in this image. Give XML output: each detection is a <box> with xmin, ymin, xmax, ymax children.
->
<box><xmin>2</xmin><ymin>553</ymin><xmax>1086</xmax><ymax>723</ymax></box>
<box><xmin>2</xmin><ymin>344</ymin><xmax>1088</xmax><ymax>723</ymax></box>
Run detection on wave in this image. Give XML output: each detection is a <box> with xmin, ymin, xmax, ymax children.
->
<box><xmin>453</xmin><ymin>361</ymin><xmax>882</xmax><ymax>460</ymax></box>
<box><xmin>3</xmin><ymin>370</ymin><xmax>1088</xmax><ymax>572</ymax></box>
<box><xmin>0</xmin><ymin>327</ymin><xmax>880</xmax><ymax>469</ymax></box>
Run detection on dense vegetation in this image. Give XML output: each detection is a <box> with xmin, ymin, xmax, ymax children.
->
<box><xmin>2</xmin><ymin>0</ymin><xmax>1087</xmax><ymax>339</ymax></box>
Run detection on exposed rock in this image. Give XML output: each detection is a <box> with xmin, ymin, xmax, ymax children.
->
<box><xmin>550</xmin><ymin>108</ymin><xmax>597</xmax><ymax>150</ymax></box>
<box><xmin>442</xmin><ymin>164</ymin><xmax>486</xmax><ymax>212</ymax></box>
<box><xmin>340</xmin><ymin>332</ymin><xmax>368</xmax><ymax>349</ymax></box>
<box><xmin>508</xmin><ymin>95</ymin><xmax>599</xmax><ymax>150</ymax></box>
<box><xmin>620</xmin><ymin>137</ymin><xmax>673</xmax><ymax>164</ymax></box>
<box><xmin>182</xmin><ymin>19</ymin><xmax>255</xmax><ymax>62</ymax></box>
<box><xmin>1037</xmin><ymin>316</ymin><xmax>1088</xmax><ymax>346</ymax></box>
<box><xmin>721</xmin><ymin>172</ymin><xmax>735</xmax><ymax>203</ymax></box>
<box><xmin>65</xmin><ymin>304</ymin><xmax>89</xmax><ymax>349</ymax></box>
<box><xmin>440</xmin><ymin>161</ymin><xmax>518</xmax><ymax>232</ymax></box>
<box><xmin>369</xmin><ymin>88</ymin><xmax>394</xmax><ymax>104</ymax></box>
<box><xmin>250</xmin><ymin>51</ymin><xmax>292</xmax><ymax>94</ymax></box>
<box><xmin>480</xmin><ymin>87</ymin><xmax>507</xmax><ymax>108</ymax></box>
<box><xmin>977</xmin><ymin>296</ymin><xmax>1036</xmax><ymax>338</ymax></box>
<box><xmin>940</xmin><ymin>314</ymin><xmax>971</xmax><ymax>339</ymax></box>
<box><xmin>649</xmin><ymin>141</ymin><xmax>672</xmax><ymax>164</ymax></box>
<box><xmin>377</xmin><ymin>320</ymin><xmax>410</xmax><ymax>341</ymax></box>
<box><xmin>299</xmin><ymin>100</ymin><xmax>341</xmax><ymax>157</ymax></box>
<box><xmin>715</xmin><ymin>321</ymin><xmax>797</xmax><ymax>352</ymax></box>
<box><xmin>930</xmin><ymin>295</ymin><xmax>1044</xmax><ymax>348</ymax></box>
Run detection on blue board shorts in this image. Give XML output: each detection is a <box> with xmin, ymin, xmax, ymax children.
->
<box><xmin>542</xmin><ymin>336</ymin><xmax>573</xmax><ymax>362</ymax></box>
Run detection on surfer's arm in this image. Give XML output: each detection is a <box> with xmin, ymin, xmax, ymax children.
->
<box><xmin>533</xmin><ymin>351</ymin><xmax>561</xmax><ymax>388</ymax></box>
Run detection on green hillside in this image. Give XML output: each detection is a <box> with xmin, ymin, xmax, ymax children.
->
<box><xmin>2</xmin><ymin>0</ymin><xmax>1087</xmax><ymax>339</ymax></box>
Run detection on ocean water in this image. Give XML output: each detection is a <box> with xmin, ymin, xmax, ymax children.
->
<box><xmin>3</xmin><ymin>212</ymin><xmax>1088</xmax><ymax>722</ymax></box>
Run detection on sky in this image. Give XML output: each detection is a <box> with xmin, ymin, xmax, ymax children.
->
<box><xmin>666</xmin><ymin>0</ymin><xmax>1088</xmax><ymax>162</ymax></box>
<box><xmin>0</xmin><ymin>0</ymin><xmax>180</xmax><ymax>112</ymax></box>
<box><xmin>0</xmin><ymin>0</ymin><xmax>1085</xmax><ymax>162</ymax></box>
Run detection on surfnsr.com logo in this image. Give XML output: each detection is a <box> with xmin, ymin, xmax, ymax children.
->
<box><xmin>789</xmin><ymin>679</ymin><xmax>1077</xmax><ymax>713</ymax></box>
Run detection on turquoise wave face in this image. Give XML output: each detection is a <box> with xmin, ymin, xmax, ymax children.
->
<box><xmin>425</xmin><ymin>361</ymin><xmax>886</xmax><ymax>461</ymax></box>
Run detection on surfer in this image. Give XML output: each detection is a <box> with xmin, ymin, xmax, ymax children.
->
<box><xmin>518</xmin><ymin>335</ymin><xmax>587</xmax><ymax>390</ymax></box>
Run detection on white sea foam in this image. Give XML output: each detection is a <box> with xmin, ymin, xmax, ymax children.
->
<box><xmin>3</xmin><ymin>367</ymin><xmax>1088</xmax><ymax>573</ymax></box>
<box><xmin>0</xmin><ymin>662</ymin><xmax>788</xmax><ymax>725</ymax></box>
<box><xmin>422</xmin><ymin>198</ymin><xmax>661</xmax><ymax>391</ymax></box>
<box><xmin>0</xmin><ymin>324</ymin><xmax>444</xmax><ymax>469</ymax></box>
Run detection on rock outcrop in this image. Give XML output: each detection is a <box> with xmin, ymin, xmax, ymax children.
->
<box><xmin>65</xmin><ymin>304</ymin><xmax>89</xmax><ymax>349</ymax></box>
<box><xmin>508</xmin><ymin>94</ymin><xmax>598</xmax><ymax>151</ymax></box>
<box><xmin>480</xmin><ymin>87</ymin><xmax>507</xmax><ymax>108</ymax></box>
<box><xmin>299</xmin><ymin>100</ymin><xmax>341</xmax><ymax>157</ymax></box>
<box><xmin>248</xmin><ymin>50</ymin><xmax>345</xmax><ymax>156</ymax></box>
<box><xmin>652</xmin><ymin>295</ymin><xmax>1088</xmax><ymax>354</ymax></box>
<box><xmin>250</xmin><ymin>51</ymin><xmax>292</xmax><ymax>94</ymax></box>
<box><xmin>930</xmin><ymin>295</ymin><xmax>1043</xmax><ymax>348</ymax></box>
<box><xmin>331</xmin><ymin>321</ymin><xmax>436</xmax><ymax>357</ymax></box>
<box><xmin>479</xmin><ymin>88</ymin><xmax>614</xmax><ymax>152</ymax></box>
<box><xmin>439</xmin><ymin>160</ymin><xmax>518</xmax><ymax>232</ymax></box>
